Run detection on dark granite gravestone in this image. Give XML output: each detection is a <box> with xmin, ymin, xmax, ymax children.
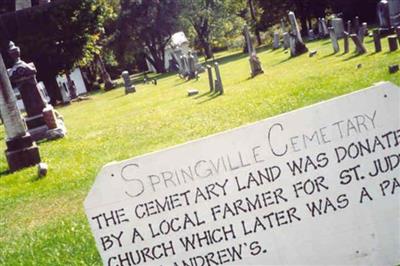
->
<box><xmin>373</xmin><ymin>29</ymin><xmax>382</xmax><ymax>52</ymax></box>
<box><xmin>388</xmin><ymin>35</ymin><xmax>399</xmax><ymax>51</ymax></box>
<box><xmin>187</xmin><ymin>51</ymin><xmax>197</xmax><ymax>80</ymax></box>
<box><xmin>0</xmin><ymin>53</ymin><xmax>40</xmax><ymax>172</ymax></box>
<box><xmin>7</xmin><ymin>42</ymin><xmax>66</xmax><ymax>141</ymax></box>
<box><xmin>350</xmin><ymin>34</ymin><xmax>367</xmax><ymax>54</ymax></box>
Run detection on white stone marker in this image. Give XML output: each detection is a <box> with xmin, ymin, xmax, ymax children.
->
<box><xmin>85</xmin><ymin>82</ymin><xmax>400</xmax><ymax>266</ymax></box>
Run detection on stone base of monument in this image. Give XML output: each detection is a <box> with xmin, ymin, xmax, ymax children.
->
<box><xmin>5</xmin><ymin>133</ymin><xmax>41</xmax><ymax>172</ymax></box>
<box><xmin>26</xmin><ymin>105</ymin><xmax>67</xmax><ymax>141</ymax></box>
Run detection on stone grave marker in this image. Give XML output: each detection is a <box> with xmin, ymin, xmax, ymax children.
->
<box><xmin>7</xmin><ymin>42</ymin><xmax>66</xmax><ymax>141</ymax></box>
<box><xmin>243</xmin><ymin>25</ymin><xmax>264</xmax><ymax>77</ymax></box>
<box><xmin>206</xmin><ymin>65</ymin><xmax>214</xmax><ymax>93</ymax></box>
<box><xmin>373</xmin><ymin>29</ymin><xmax>382</xmax><ymax>52</ymax></box>
<box><xmin>388</xmin><ymin>35</ymin><xmax>399</xmax><ymax>51</ymax></box>
<box><xmin>121</xmin><ymin>71</ymin><xmax>135</xmax><ymax>94</ymax></box>
<box><xmin>332</xmin><ymin>18</ymin><xmax>345</xmax><ymax>38</ymax></box>
<box><xmin>377</xmin><ymin>0</ymin><xmax>391</xmax><ymax>30</ymax></box>
<box><xmin>329</xmin><ymin>27</ymin><xmax>340</xmax><ymax>53</ymax></box>
<box><xmin>273</xmin><ymin>32</ymin><xmax>280</xmax><ymax>49</ymax></box>
<box><xmin>283</xmin><ymin>32</ymin><xmax>290</xmax><ymax>49</ymax></box>
<box><xmin>0</xmin><ymin>53</ymin><xmax>41</xmax><ymax>172</ymax></box>
<box><xmin>85</xmin><ymin>82</ymin><xmax>400</xmax><ymax>266</ymax></box>
<box><xmin>350</xmin><ymin>34</ymin><xmax>367</xmax><ymax>54</ymax></box>
<box><xmin>214</xmin><ymin>62</ymin><xmax>223</xmax><ymax>95</ymax></box>
<box><xmin>288</xmin><ymin>11</ymin><xmax>308</xmax><ymax>57</ymax></box>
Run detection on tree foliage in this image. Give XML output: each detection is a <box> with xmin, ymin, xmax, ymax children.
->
<box><xmin>0</xmin><ymin>0</ymin><xmax>113</xmax><ymax>101</ymax></box>
<box><xmin>114</xmin><ymin>0</ymin><xmax>181</xmax><ymax>73</ymax></box>
<box><xmin>179</xmin><ymin>0</ymin><xmax>247</xmax><ymax>59</ymax></box>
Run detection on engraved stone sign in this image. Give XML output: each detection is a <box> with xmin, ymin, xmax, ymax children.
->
<box><xmin>85</xmin><ymin>82</ymin><xmax>400</xmax><ymax>266</ymax></box>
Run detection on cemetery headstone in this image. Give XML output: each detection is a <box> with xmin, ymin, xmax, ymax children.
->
<box><xmin>288</xmin><ymin>11</ymin><xmax>308</xmax><ymax>57</ymax></box>
<box><xmin>85</xmin><ymin>82</ymin><xmax>400</xmax><ymax>266</ymax></box>
<box><xmin>273</xmin><ymin>32</ymin><xmax>280</xmax><ymax>49</ymax></box>
<box><xmin>0</xmin><ymin>53</ymin><xmax>40</xmax><ymax>172</ymax></box>
<box><xmin>354</xmin><ymin>16</ymin><xmax>360</xmax><ymax>36</ymax></box>
<box><xmin>388</xmin><ymin>35</ymin><xmax>399</xmax><ymax>51</ymax></box>
<box><xmin>206</xmin><ymin>65</ymin><xmax>214</xmax><ymax>93</ymax></box>
<box><xmin>396</xmin><ymin>26</ymin><xmax>400</xmax><ymax>43</ymax></box>
<box><xmin>243</xmin><ymin>25</ymin><xmax>264</xmax><ymax>77</ymax></box>
<box><xmin>360</xmin><ymin>22</ymin><xmax>368</xmax><ymax>43</ymax></box>
<box><xmin>280</xmin><ymin>18</ymin><xmax>286</xmax><ymax>33</ymax></box>
<box><xmin>350</xmin><ymin>34</ymin><xmax>367</xmax><ymax>54</ymax></box>
<box><xmin>321</xmin><ymin>18</ymin><xmax>329</xmax><ymax>37</ymax></box>
<box><xmin>121</xmin><ymin>71</ymin><xmax>135</xmax><ymax>94</ymax></box>
<box><xmin>332</xmin><ymin>18</ymin><xmax>345</xmax><ymax>38</ymax></box>
<box><xmin>214</xmin><ymin>62</ymin><xmax>223</xmax><ymax>95</ymax></box>
<box><xmin>187</xmin><ymin>51</ymin><xmax>197</xmax><ymax>80</ymax></box>
<box><xmin>343</xmin><ymin>32</ymin><xmax>350</xmax><ymax>54</ymax></box>
<box><xmin>7</xmin><ymin>42</ymin><xmax>66</xmax><ymax>141</ymax></box>
<box><xmin>282</xmin><ymin>32</ymin><xmax>290</xmax><ymax>49</ymax></box>
<box><xmin>377</xmin><ymin>0</ymin><xmax>391</xmax><ymax>30</ymax></box>
<box><xmin>373</xmin><ymin>29</ymin><xmax>382</xmax><ymax>52</ymax></box>
<box><xmin>329</xmin><ymin>27</ymin><xmax>340</xmax><ymax>53</ymax></box>
<box><xmin>388</xmin><ymin>0</ymin><xmax>400</xmax><ymax>27</ymax></box>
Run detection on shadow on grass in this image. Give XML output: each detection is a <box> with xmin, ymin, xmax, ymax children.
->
<box><xmin>194</xmin><ymin>91</ymin><xmax>211</xmax><ymax>99</ymax></box>
<box><xmin>342</xmin><ymin>52</ymin><xmax>364</xmax><ymax>61</ymax></box>
<box><xmin>197</xmin><ymin>91</ymin><xmax>222</xmax><ymax>104</ymax></box>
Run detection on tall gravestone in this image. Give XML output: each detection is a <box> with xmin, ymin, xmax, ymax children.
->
<box><xmin>206</xmin><ymin>65</ymin><xmax>214</xmax><ymax>93</ymax></box>
<box><xmin>187</xmin><ymin>51</ymin><xmax>197</xmax><ymax>80</ymax></box>
<box><xmin>7</xmin><ymin>42</ymin><xmax>66</xmax><ymax>141</ymax></box>
<box><xmin>243</xmin><ymin>25</ymin><xmax>264</xmax><ymax>77</ymax></box>
<box><xmin>378</xmin><ymin>0</ymin><xmax>391</xmax><ymax>30</ymax></box>
<box><xmin>373</xmin><ymin>29</ymin><xmax>382</xmax><ymax>52</ymax></box>
<box><xmin>0</xmin><ymin>53</ymin><xmax>40</xmax><ymax>172</ymax></box>
<box><xmin>288</xmin><ymin>11</ymin><xmax>308</xmax><ymax>57</ymax></box>
<box><xmin>329</xmin><ymin>28</ymin><xmax>340</xmax><ymax>53</ymax></box>
<box><xmin>214</xmin><ymin>62</ymin><xmax>223</xmax><ymax>95</ymax></box>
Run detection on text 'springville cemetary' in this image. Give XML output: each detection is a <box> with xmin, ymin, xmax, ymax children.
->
<box><xmin>85</xmin><ymin>82</ymin><xmax>400</xmax><ymax>266</ymax></box>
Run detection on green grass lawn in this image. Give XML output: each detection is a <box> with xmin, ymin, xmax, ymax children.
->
<box><xmin>0</xmin><ymin>36</ymin><xmax>399</xmax><ymax>265</ymax></box>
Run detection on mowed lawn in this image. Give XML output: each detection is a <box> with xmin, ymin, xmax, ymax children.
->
<box><xmin>0</xmin><ymin>36</ymin><xmax>399</xmax><ymax>265</ymax></box>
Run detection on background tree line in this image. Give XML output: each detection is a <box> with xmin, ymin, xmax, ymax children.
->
<box><xmin>0</xmin><ymin>0</ymin><xmax>380</xmax><ymax>102</ymax></box>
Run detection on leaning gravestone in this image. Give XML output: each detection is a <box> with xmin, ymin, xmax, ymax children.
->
<box><xmin>288</xmin><ymin>11</ymin><xmax>308</xmax><ymax>57</ymax></box>
<box><xmin>85</xmin><ymin>81</ymin><xmax>400</xmax><ymax>266</ymax></box>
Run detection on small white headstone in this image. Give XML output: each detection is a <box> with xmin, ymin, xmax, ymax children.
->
<box><xmin>85</xmin><ymin>82</ymin><xmax>400</xmax><ymax>266</ymax></box>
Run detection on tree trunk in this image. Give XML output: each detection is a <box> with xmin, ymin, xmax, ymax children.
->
<box><xmin>95</xmin><ymin>54</ymin><xmax>114</xmax><ymax>91</ymax></box>
<box><xmin>199</xmin><ymin>36</ymin><xmax>213</xmax><ymax>59</ymax></box>
<box><xmin>248</xmin><ymin>0</ymin><xmax>262</xmax><ymax>45</ymax></box>
<box><xmin>42</xmin><ymin>75</ymin><xmax>61</xmax><ymax>106</ymax></box>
